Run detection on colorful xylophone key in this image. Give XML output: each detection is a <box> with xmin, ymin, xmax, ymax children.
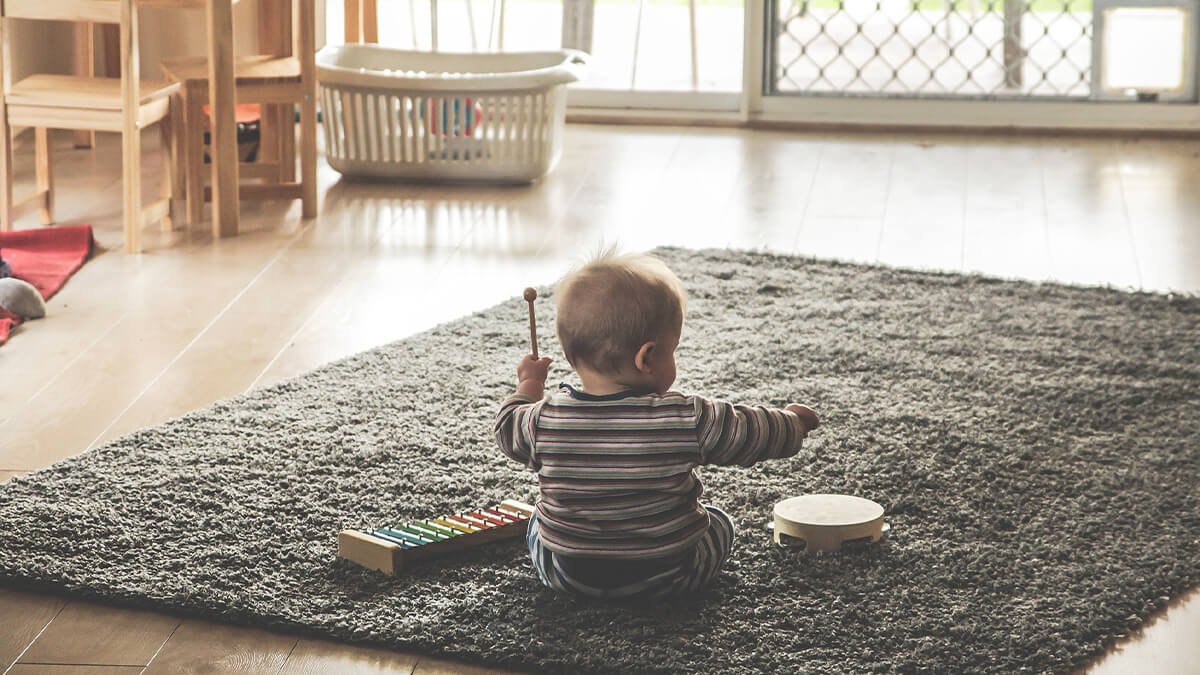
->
<box><xmin>338</xmin><ymin>499</ymin><xmax>535</xmax><ymax>574</ymax></box>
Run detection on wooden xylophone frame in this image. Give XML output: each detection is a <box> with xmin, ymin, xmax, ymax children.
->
<box><xmin>338</xmin><ymin>499</ymin><xmax>536</xmax><ymax>575</ymax></box>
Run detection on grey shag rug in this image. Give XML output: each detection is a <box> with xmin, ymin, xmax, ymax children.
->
<box><xmin>1</xmin><ymin>248</ymin><xmax>1198</xmax><ymax>674</ymax></box>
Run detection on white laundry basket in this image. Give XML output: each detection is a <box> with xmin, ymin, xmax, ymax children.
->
<box><xmin>315</xmin><ymin>45</ymin><xmax>586</xmax><ymax>183</ymax></box>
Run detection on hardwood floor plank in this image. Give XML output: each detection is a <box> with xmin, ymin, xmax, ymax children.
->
<box><xmin>964</xmin><ymin>140</ymin><xmax>1046</xmax><ymax>228</ymax></box>
<box><xmin>883</xmin><ymin>140</ymin><xmax>968</xmax><ymax>228</ymax></box>
<box><xmin>0</xmin><ymin>231</ymin><xmax>328</xmax><ymax>470</ymax></box>
<box><xmin>1046</xmin><ymin>219</ymin><xmax>1141</xmax><ymax>290</ymax></box>
<box><xmin>1088</xmin><ymin>588</ymin><xmax>1200</xmax><ymax>675</ymax></box>
<box><xmin>92</xmin><ymin>245</ymin><xmax>386</xmax><ymax>447</ymax></box>
<box><xmin>0</xmin><ymin>250</ymin><xmax>144</xmax><ymax>425</ymax></box>
<box><xmin>1039</xmin><ymin>140</ymin><xmax>1128</xmax><ymax>228</ymax></box>
<box><xmin>1111</xmin><ymin>137</ymin><xmax>1200</xmax><ymax>183</ymax></box>
<box><xmin>253</xmin><ymin>250</ymin><xmax>568</xmax><ymax>389</ymax></box>
<box><xmin>554</xmin><ymin>129</ymin><xmax>681</xmax><ymax>252</ymax></box>
<box><xmin>142</xmin><ymin>620</ymin><xmax>296</xmax><ymax>674</ymax></box>
<box><xmin>277</xmin><ymin>638</ymin><xmax>419</xmax><ymax>674</ymax></box>
<box><xmin>961</xmin><ymin>139</ymin><xmax>1051</xmax><ymax>282</ymax></box>
<box><xmin>19</xmin><ymin>601</ymin><xmax>177</xmax><ymax>667</ymax></box>
<box><xmin>804</xmin><ymin>139</ymin><xmax>894</xmax><ymax>221</ymax></box>
<box><xmin>718</xmin><ymin>132</ymin><xmax>820</xmax><ymax>252</ymax></box>
<box><xmin>410</xmin><ymin>656</ymin><xmax>518</xmax><ymax>675</ymax></box>
<box><xmin>1119</xmin><ymin>179</ymin><xmax>1200</xmax><ymax>293</ymax></box>
<box><xmin>7</xmin><ymin>666</ymin><xmax>144</xmax><ymax>674</ymax></box>
<box><xmin>0</xmin><ymin>590</ymin><xmax>66</xmax><ymax>671</ymax></box>
<box><xmin>795</xmin><ymin>216</ymin><xmax>884</xmax><ymax>264</ymax></box>
<box><xmin>878</xmin><ymin>141</ymin><xmax>966</xmax><ymax>273</ymax></box>
<box><xmin>249</xmin><ymin>252</ymin><xmax>466</xmax><ymax>388</ymax></box>
<box><xmin>1039</xmin><ymin>140</ymin><xmax>1140</xmax><ymax>289</ymax></box>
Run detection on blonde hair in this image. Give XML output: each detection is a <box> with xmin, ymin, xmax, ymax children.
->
<box><xmin>555</xmin><ymin>249</ymin><xmax>686</xmax><ymax>375</ymax></box>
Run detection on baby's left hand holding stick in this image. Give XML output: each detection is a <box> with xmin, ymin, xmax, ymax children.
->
<box><xmin>517</xmin><ymin>354</ymin><xmax>553</xmax><ymax>399</ymax></box>
<box><xmin>516</xmin><ymin>287</ymin><xmax>551</xmax><ymax>399</ymax></box>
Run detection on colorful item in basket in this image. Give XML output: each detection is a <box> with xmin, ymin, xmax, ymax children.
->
<box><xmin>427</xmin><ymin>98</ymin><xmax>483</xmax><ymax>137</ymax></box>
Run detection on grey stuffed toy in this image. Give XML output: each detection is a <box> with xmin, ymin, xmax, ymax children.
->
<box><xmin>0</xmin><ymin>256</ymin><xmax>10</xmax><ymax>279</ymax></box>
<box><xmin>0</xmin><ymin>278</ymin><xmax>46</xmax><ymax>319</ymax></box>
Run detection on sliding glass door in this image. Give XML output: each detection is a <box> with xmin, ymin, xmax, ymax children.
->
<box><xmin>324</xmin><ymin>0</ymin><xmax>745</xmax><ymax>110</ymax></box>
<box><xmin>766</xmin><ymin>0</ymin><xmax>1196</xmax><ymax>101</ymax></box>
<box><xmin>323</xmin><ymin>0</ymin><xmax>1200</xmax><ymax>126</ymax></box>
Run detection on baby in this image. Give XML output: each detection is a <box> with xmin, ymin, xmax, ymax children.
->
<box><xmin>495</xmin><ymin>251</ymin><xmax>819</xmax><ymax>601</ymax></box>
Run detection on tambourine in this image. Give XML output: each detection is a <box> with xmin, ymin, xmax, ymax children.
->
<box><xmin>770</xmin><ymin>494</ymin><xmax>890</xmax><ymax>552</ymax></box>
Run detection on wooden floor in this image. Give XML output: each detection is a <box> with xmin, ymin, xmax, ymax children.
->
<box><xmin>1</xmin><ymin>124</ymin><xmax>1198</xmax><ymax>674</ymax></box>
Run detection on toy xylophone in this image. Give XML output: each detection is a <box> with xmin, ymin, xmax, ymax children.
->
<box><xmin>338</xmin><ymin>499</ymin><xmax>535</xmax><ymax>575</ymax></box>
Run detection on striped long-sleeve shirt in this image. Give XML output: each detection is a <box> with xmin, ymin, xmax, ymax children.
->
<box><xmin>495</xmin><ymin>384</ymin><xmax>809</xmax><ymax>560</ymax></box>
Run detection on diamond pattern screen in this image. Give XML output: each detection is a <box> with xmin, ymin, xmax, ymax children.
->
<box><xmin>771</xmin><ymin>0</ymin><xmax>1094</xmax><ymax>98</ymax></box>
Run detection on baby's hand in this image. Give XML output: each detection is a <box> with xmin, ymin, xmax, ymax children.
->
<box><xmin>517</xmin><ymin>354</ymin><xmax>553</xmax><ymax>385</ymax></box>
<box><xmin>786</xmin><ymin>404</ymin><xmax>819</xmax><ymax>433</ymax></box>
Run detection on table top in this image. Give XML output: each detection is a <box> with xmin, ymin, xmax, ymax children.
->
<box><xmin>5</xmin><ymin>0</ymin><xmax>245</xmax><ymax>23</ymax></box>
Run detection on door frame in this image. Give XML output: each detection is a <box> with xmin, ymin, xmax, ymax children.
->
<box><xmin>744</xmin><ymin>0</ymin><xmax>1200</xmax><ymax>131</ymax></box>
<box><xmin>317</xmin><ymin>0</ymin><xmax>1200</xmax><ymax>131</ymax></box>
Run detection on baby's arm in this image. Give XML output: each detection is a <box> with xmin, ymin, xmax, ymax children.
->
<box><xmin>494</xmin><ymin>353</ymin><xmax>552</xmax><ymax>470</ymax></box>
<box><xmin>695</xmin><ymin>396</ymin><xmax>819</xmax><ymax>467</ymax></box>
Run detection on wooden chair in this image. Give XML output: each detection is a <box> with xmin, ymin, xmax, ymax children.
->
<box><xmin>0</xmin><ymin>0</ymin><xmax>179</xmax><ymax>253</ymax></box>
<box><xmin>161</xmin><ymin>0</ymin><xmax>317</xmax><ymax>224</ymax></box>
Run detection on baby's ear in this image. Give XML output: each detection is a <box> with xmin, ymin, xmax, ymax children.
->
<box><xmin>633</xmin><ymin>341</ymin><xmax>656</xmax><ymax>373</ymax></box>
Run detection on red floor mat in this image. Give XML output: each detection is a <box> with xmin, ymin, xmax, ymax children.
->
<box><xmin>0</xmin><ymin>224</ymin><xmax>94</xmax><ymax>346</ymax></box>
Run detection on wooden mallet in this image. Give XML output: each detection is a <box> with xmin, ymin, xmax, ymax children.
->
<box><xmin>523</xmin><ymin>287</ymin><xmax>539</xmax><ymax>359</ymax></box>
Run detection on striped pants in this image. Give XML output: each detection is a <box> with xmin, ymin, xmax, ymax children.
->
<box><xmin>526</xmin><ymin>505</ymin><xmax>736</xmax><ymax>601</ymax></box>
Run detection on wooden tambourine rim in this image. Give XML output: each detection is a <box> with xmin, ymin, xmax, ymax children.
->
<box><xmin>771</xmin><ymin>494</ymin><xmax>889</xmax><ymax>552</ymax></box>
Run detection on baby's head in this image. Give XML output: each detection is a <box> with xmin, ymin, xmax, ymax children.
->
<box><xmin>555</xmin><ymin>250</ymin><xmax>686</xmax><ymax>393</ymax></box>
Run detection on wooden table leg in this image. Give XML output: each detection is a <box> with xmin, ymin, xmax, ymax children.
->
<box><xmin>34</xmin><ymin>128</ymin><xmax>53</xmax><ymax>224</ymax></box>
<box><xmin>184</xmin><ymin>86</ymin><xmax>205</xmax><ymax>224</ymax></box>
<box><xmin>207</xmin><ymin>0</ymin><xmax>239</xmax><ymax>238</ymax></box>
<box><xmin>362</xmin><ymin>0</ymin><xmax>377</xmax><ymax>43</ymax></box>
<box><xmin>121</xmin><ymin>0</ymin><xmax>141</xmax><ymax>253</ymax></box>
<box><xmin>345</xmin><ymin>0</ymin><xmax>360</xmax><ymax>43</ymax></box>
<box><xmin>0</xmin><ymin>17</ymin><xmax>12</xmax><ymax>231</ymax></box>
<box><xmin>298</xmin><ymin>0</ymin><xmax>317</xmax><ymax>217</ymax></box>
<box><xmin>73</xmin><ymin>23</ymin><xmax>95</xmax><ymax>149</ymax></box>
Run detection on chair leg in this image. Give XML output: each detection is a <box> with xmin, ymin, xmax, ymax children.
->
<box><xmin>260</xmin><ymin>103</ymin><xmax>280</xmax><ymax>180</ymax></box>
<box><xmin>185</xmin><ymin>86</ymin><xmax>206</xmax><ymax>224</ymax></box>
<box><xmin>0</xmin><ymin>16</ymin><xmax>11</xmax><ymax>232</ymax></box>
<box><xmin>123</xmin><ymin>124</ymin><xmax>142</xmax><ymax>253</ymax></box>
<box><xmin>0</xmin><ymin>122</ymin><xmax>11</xmax><ymax>232</ymax></box>
<box><xmin>35</xmin><ymin>128</ymin><xmax>54</xmax><ymax>225</ymax></box>
<box><xmin>299</xmin><ymin>98</ymin><xmax>316</xmax><ymax>218</ymax></box>
<box><xmin>280</xmin><ymin>104</ymin><xmax>296</xmax><ymax>183</ymax></box>
<box><xmin>120</xmin><ymin>0</ymin><xmax>142</xmax><ymax>254</ymax></box>
<box><xmin>158</xmin><ymin>118</ymin><xmax>175</xmax><ymax>233</ymax></box>
<box><xmin>298</xmin><ymin>0</ymin><xmax>317</xmax><ymax>217</ymax></box>
<box><xmin>167</xmin><ymin>92</ymin><xmax>185</xmax><ymax>202</ymax></box>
